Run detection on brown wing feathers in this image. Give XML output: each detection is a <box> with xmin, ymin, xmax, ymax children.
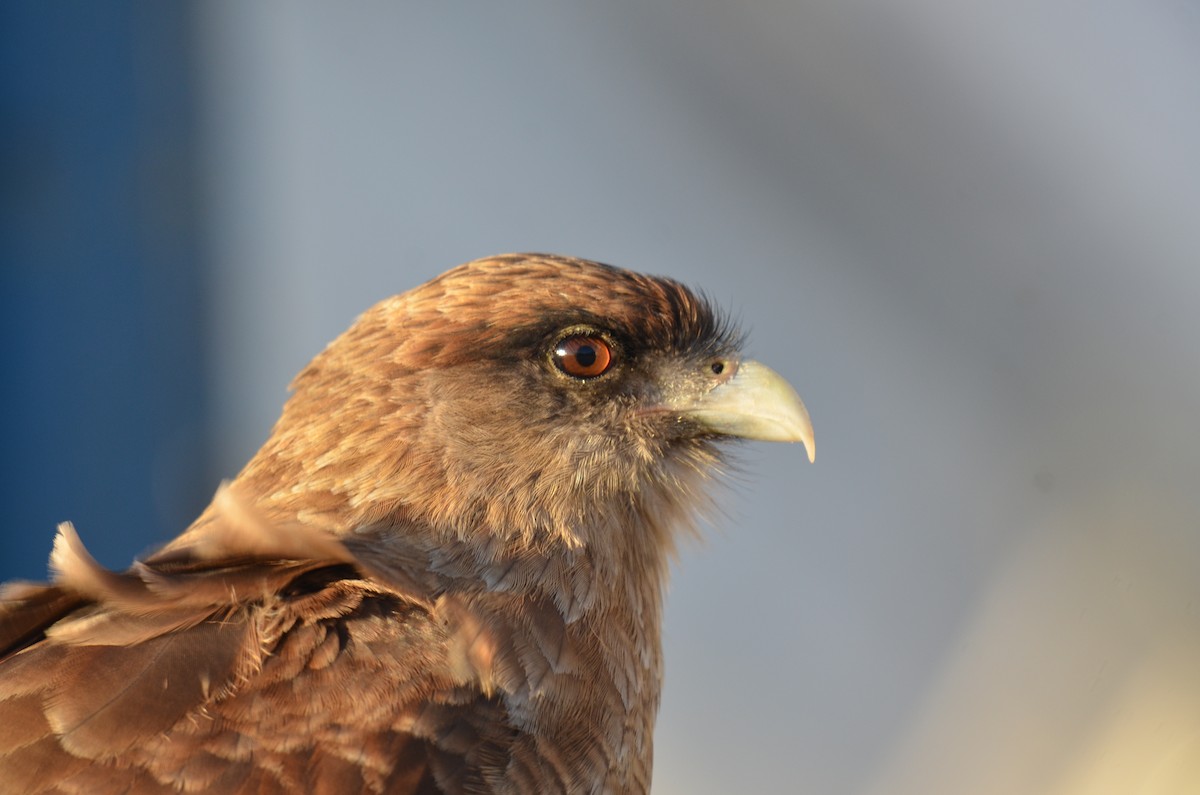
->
<box><xmin>0</xmin><ymin>489</ymin><xmax>450</xmax><ymax>794</ymax></box>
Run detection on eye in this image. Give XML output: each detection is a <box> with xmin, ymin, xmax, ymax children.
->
<box><xmin>553</xmin><ymin>334</ymin><xmax>614</xmax><ymax>379</ymax></box>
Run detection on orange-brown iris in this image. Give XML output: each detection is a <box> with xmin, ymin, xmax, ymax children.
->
<box><xmin>553</xmin><ymin>335</ymin><xmax>614</xmax><ymax>378</ymax></box>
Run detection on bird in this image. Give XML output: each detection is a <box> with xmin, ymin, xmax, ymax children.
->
<box><xmin>0</xmin><ymin>253</ymin><xmax>814</xmax><ymax>794</ymax></box>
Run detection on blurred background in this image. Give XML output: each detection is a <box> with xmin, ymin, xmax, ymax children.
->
<box><xmin>4</xmin><ymin>2</ymin><xmax>1199</xmax><ymax>792</ymax></box>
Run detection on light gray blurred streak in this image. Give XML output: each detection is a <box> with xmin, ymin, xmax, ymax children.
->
<box><xmin>193</xmin><ymin>4</ymin><xmax>325</xmax><ymax>470</ymax></box>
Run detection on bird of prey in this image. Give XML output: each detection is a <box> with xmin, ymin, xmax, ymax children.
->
<box><xmin>0</xmin><ymin>254</ymin><xmax>813</xmax><ymax>794</ymax></box>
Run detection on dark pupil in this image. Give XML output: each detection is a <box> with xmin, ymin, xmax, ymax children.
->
<box><xmin>574</xmin><ymin>344</ymin><xmax>597</xmax><ymax>367</ymax></box>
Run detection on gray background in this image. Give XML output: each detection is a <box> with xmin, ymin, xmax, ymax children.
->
<box><xmin>6</xmin><ymin>2</ymin><xmax>1200</xmax><ymax>793</ymax></box>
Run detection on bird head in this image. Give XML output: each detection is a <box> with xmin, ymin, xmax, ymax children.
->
<box><xmin>237</xmin><ymin>254</ymin><xmax>813</xmax><ymax>554</ymax></box>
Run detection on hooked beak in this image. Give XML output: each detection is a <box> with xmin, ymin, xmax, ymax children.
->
<box><xmin>669</xmin><ymin>360</ymin><xmax>815</xmax><ymax>462</ymax></box>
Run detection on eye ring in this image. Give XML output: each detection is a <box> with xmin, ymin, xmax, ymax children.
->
<box><xmin>553</xmin><ymin>334</ymin><xmax>615</xmax><ymax>379</ymax></box>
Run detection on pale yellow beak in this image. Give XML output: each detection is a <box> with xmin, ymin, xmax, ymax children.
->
<box><xmin>674</xmin><ymin>360</ymin><xmax>815</xmax><ymax>462</ymax></box>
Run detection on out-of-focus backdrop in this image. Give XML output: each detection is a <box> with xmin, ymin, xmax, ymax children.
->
<box><xmin>4</xmin><ymin>2</ymin><xmax>1199</xmax><ymax>793</ymax></box>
